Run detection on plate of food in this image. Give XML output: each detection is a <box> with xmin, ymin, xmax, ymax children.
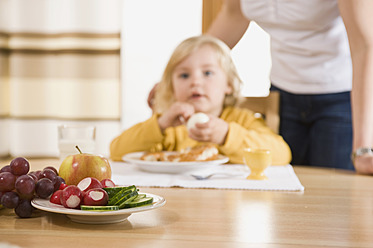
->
<box><xmin>31</xmin><ymin>193</ymin><xmax>166</xmax><ymax>224</ymax></box>
<box><xmin>122</xmin><ymin>144</ymin><xmax>229</xmax><ymax>174</ymax></box>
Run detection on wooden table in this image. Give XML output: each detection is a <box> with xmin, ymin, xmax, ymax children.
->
<box><xmin>1</xmin><ymin>158</ymin><xmax>373</xmax><ymax>248</ymax></box>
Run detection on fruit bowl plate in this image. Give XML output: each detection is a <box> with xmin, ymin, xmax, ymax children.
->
<box><xmin>31</xmin><ymin>193</ymin><xmax>165</xmax><ymax>224</ymax></box>
<box><xmin>122</xmin><ymin>152</ymin><xmax>229</xmax><ymax>174</ymax></box>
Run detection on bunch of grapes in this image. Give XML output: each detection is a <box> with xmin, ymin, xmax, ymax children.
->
<box><xmin>0</xmin><ymin>157</ymin><xmax>65</xmax><ymax>218</ymax></box>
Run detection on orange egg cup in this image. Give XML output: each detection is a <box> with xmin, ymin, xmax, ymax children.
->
<box><xmin>243</xmin><ymin>148</ymin><xmax>272</xmax><ymax>180</ymax></box>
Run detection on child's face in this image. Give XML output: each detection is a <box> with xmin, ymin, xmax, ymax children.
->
<box><xmin>171</xmin><ymin>45</ymin><xmax>232</xmax><ymax>116</ymax></box>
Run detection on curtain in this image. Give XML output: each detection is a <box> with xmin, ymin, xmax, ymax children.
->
<box><xmin>0</xmin><ymin>0</ymin><xmax>122</xmax><ymax>158</ymax></box>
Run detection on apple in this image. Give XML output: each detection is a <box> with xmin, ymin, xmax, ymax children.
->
<box><xmin>58</xmin><ymin>146</ymin><xmax>112</xmax><ymax>186</ymax></box>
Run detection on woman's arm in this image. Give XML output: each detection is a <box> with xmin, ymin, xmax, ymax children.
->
<box><xmin>339</xmin><ymin>0</ymin><xmax>373</xmax><ymax>174</ymax></box>
<box><xmin>207</xmin><ymin>0</ymin><xmax>250</xmax><ymax>49</ymax></box>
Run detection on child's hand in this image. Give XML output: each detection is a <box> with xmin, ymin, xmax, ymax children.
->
<box><xmin>188</xmin><ymin>115</ymin><xmax>229</xmax><ymax>145</ymax></box>
<box><xmin>158</xmin><ymin>102</ymin><xmax>195</xmax><ymax>132</ymax></box>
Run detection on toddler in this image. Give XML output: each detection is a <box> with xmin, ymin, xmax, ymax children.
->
<box><xmin>110</xmin><ymin>35</ymin><xmax>291</xmax><ymax>165</ymax></box>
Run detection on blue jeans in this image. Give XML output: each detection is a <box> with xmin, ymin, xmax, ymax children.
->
<box><xmin>271</xmin><ymin>86</ymin><xmax>354</xmax><ymax>170</ymax></box>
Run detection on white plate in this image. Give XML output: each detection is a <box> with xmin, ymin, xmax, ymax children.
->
<box><xmin>31</xmin><ymin>193</ymin><xmax>165</xmax><ymax>224</ymax></box>
<box><xmin>122</xmin><ymin>152</ymin><xmax>229</xmax><ymax>174</ymax></box>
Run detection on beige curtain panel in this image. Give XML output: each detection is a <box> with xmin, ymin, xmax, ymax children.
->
<box><xmin>0</xmin><ymin>0</ymin><xmax>122</xmax><ymax>157</ymax></box>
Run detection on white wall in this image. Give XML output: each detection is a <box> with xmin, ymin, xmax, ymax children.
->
<box><xmin>121</xmin><ymin>0</ymin><xmax>271</xmax><ymax>130</ymax></box>
<box><xmin>121</xmin><ymin>0</ymin><xmax>202</xmax><ymax>129</ymax></box>
<box><xmin>232</xmin><ymin>22</ymin><xmax>271</xmax><ymax>97</ymax></box>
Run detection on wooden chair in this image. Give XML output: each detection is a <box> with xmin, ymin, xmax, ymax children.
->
<box><xmin>237</xmin><ymin>91</ymin><xmax>280</xmax><ymax>133</ymax></box>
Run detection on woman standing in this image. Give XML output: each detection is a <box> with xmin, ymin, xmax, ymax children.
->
<box><xmin>207</xmin><ymin>0</ymin><xmax>373</xmax><ymax>173</ymax></box>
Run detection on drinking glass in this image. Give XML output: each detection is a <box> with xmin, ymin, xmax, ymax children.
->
<box><xmin>58</xmin><ymin>125</ymin><xmax>96</xmax><ymax>160</ymax></box>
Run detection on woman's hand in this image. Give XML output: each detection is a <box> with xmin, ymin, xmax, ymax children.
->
<box><xmin>188</xmin><ymin>115</ymin><xmax>229</xmax><ymax>145</ymax></box>
<box><xmin>157</xmin><ymin>102</ymin><xmax>195</xmax><ymax>132</ymax></box>
<box><xmin>354</xmin><ymin>155</ymin><xmax>373</xmax><ymax>175</ymax></box>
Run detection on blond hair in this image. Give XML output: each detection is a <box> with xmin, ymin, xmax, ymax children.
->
<box><xmin>153</xmin><ymin>35</ymin><xmax>242</xmax><ymax>114</ymax></box>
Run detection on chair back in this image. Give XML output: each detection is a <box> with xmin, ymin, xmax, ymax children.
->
<box><xmin>237</xmin><ymin>91</ymin><xmax>280</xmax><ymax>133</ymax></box>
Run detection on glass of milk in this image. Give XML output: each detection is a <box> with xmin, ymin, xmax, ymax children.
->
<box><xmin>58</xmin><ymin>125</ymin><xmax>96</xmax><ymax>161</ymax></box>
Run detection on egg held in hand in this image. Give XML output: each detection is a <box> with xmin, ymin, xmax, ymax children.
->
<box><xmin>186</xmin><ymin>112</ymin><xmax>210</xmax><ymax>130</ymax></box>
<box><xmin>58</xmin><ymin>146</ymin><xmax>112</xmax><ymax>186</ymax></box>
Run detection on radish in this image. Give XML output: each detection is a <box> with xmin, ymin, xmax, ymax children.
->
<box><xmin>77</xmin><ymin>177</ymin><xmax>102</xmax><ymax>192</ymax></box>
<box><xmin>101</xmin><ymin>179</ymin><xmax>115</xmax><ymax>188</ymax></box>
<box><xmin>83</xmin><ymin>188</ymin><xmax>108</xmax><ymax>206</ymax></box>
<box><xmin>60</xmin><ymin>185</ymin><xmax>83</xmax><ymax>209</ymax></box>
<box><xmin>59</xmin><ymin>183</ymin><xmax>68</xmax><ymax>190</ymax></box>
<box><xmin>50</xmin><ymin>190</ymin><xmax>62</xmax><ymax>205</ymax></box>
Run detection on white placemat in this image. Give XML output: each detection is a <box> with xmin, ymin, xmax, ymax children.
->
<box><xmin>111</xmin><ymin>162</ymin><xmax>304</xmax><ymax>191</ymax></box>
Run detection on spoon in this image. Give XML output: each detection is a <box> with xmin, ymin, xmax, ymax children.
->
<box><xmin>190</xmin><ymin>173</ymin><xmax>241</xmax><ymax>180</ymax></box>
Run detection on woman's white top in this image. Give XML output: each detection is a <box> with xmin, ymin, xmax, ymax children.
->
<box><xmin>240</xmin><ymin>0</ymin><xmax>352</xmax><ymax>94</ymax></box>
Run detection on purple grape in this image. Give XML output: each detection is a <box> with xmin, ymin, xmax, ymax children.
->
<box><xmin>0</xmin><ymin>172</ymin><xmax>16</xmax><ymax>192</ymax></box>
<box><xmin>0</xmin><ymin>165</ymin><xmax>11</xmax><ymax>173</ymax></box>
<box><xmin>33</xmin><ymin>170</ymin><xmax>42</xmax><ymax>180</ymax></box>
<box><xmin>52</xmin><ymin>176</ymin><xmax>65</xmax><ymax>192</ymax></box>
<box><xmin>35</xmin><ymin>178</ymin><xmax>54</xmax><ymax>199</ymax></box>
<box><xmin>15</xmin><ymin>199</ymin><xmax>34</xmax><ymax>218</ymax></box>
<box><xmin>15</xmin><ymin>175</ymin><xmax>35</xmax><ymax>199</ymax></box>
<box><xmin>10</xmin><ymin>157</ymin><xmax>30</xmax><ymax>176</ymax></box>
<box><xmin>44</xmin><ymin>166</ymin><xmax>58</xmax><ymax>176</ymax></box>
<box><xmin>1</xmin><ymin>191</ymin><xmax>20</xmax><ymax>209</ymax></box>
<box><xmin>40</xmin><ymin>168</ymin><xmax>57</xmax><ymax>181</ymax></box>
<box><xmin>28</xmin><ymin>172</ymin><xmax>39</xmax><ymax>182</ymax></box>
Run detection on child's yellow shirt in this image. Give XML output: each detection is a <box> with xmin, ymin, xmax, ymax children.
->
<box><xmin>110</xmin><ymin>106</ymin><xmax>292</xmax><ymax>165</ymax></box>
